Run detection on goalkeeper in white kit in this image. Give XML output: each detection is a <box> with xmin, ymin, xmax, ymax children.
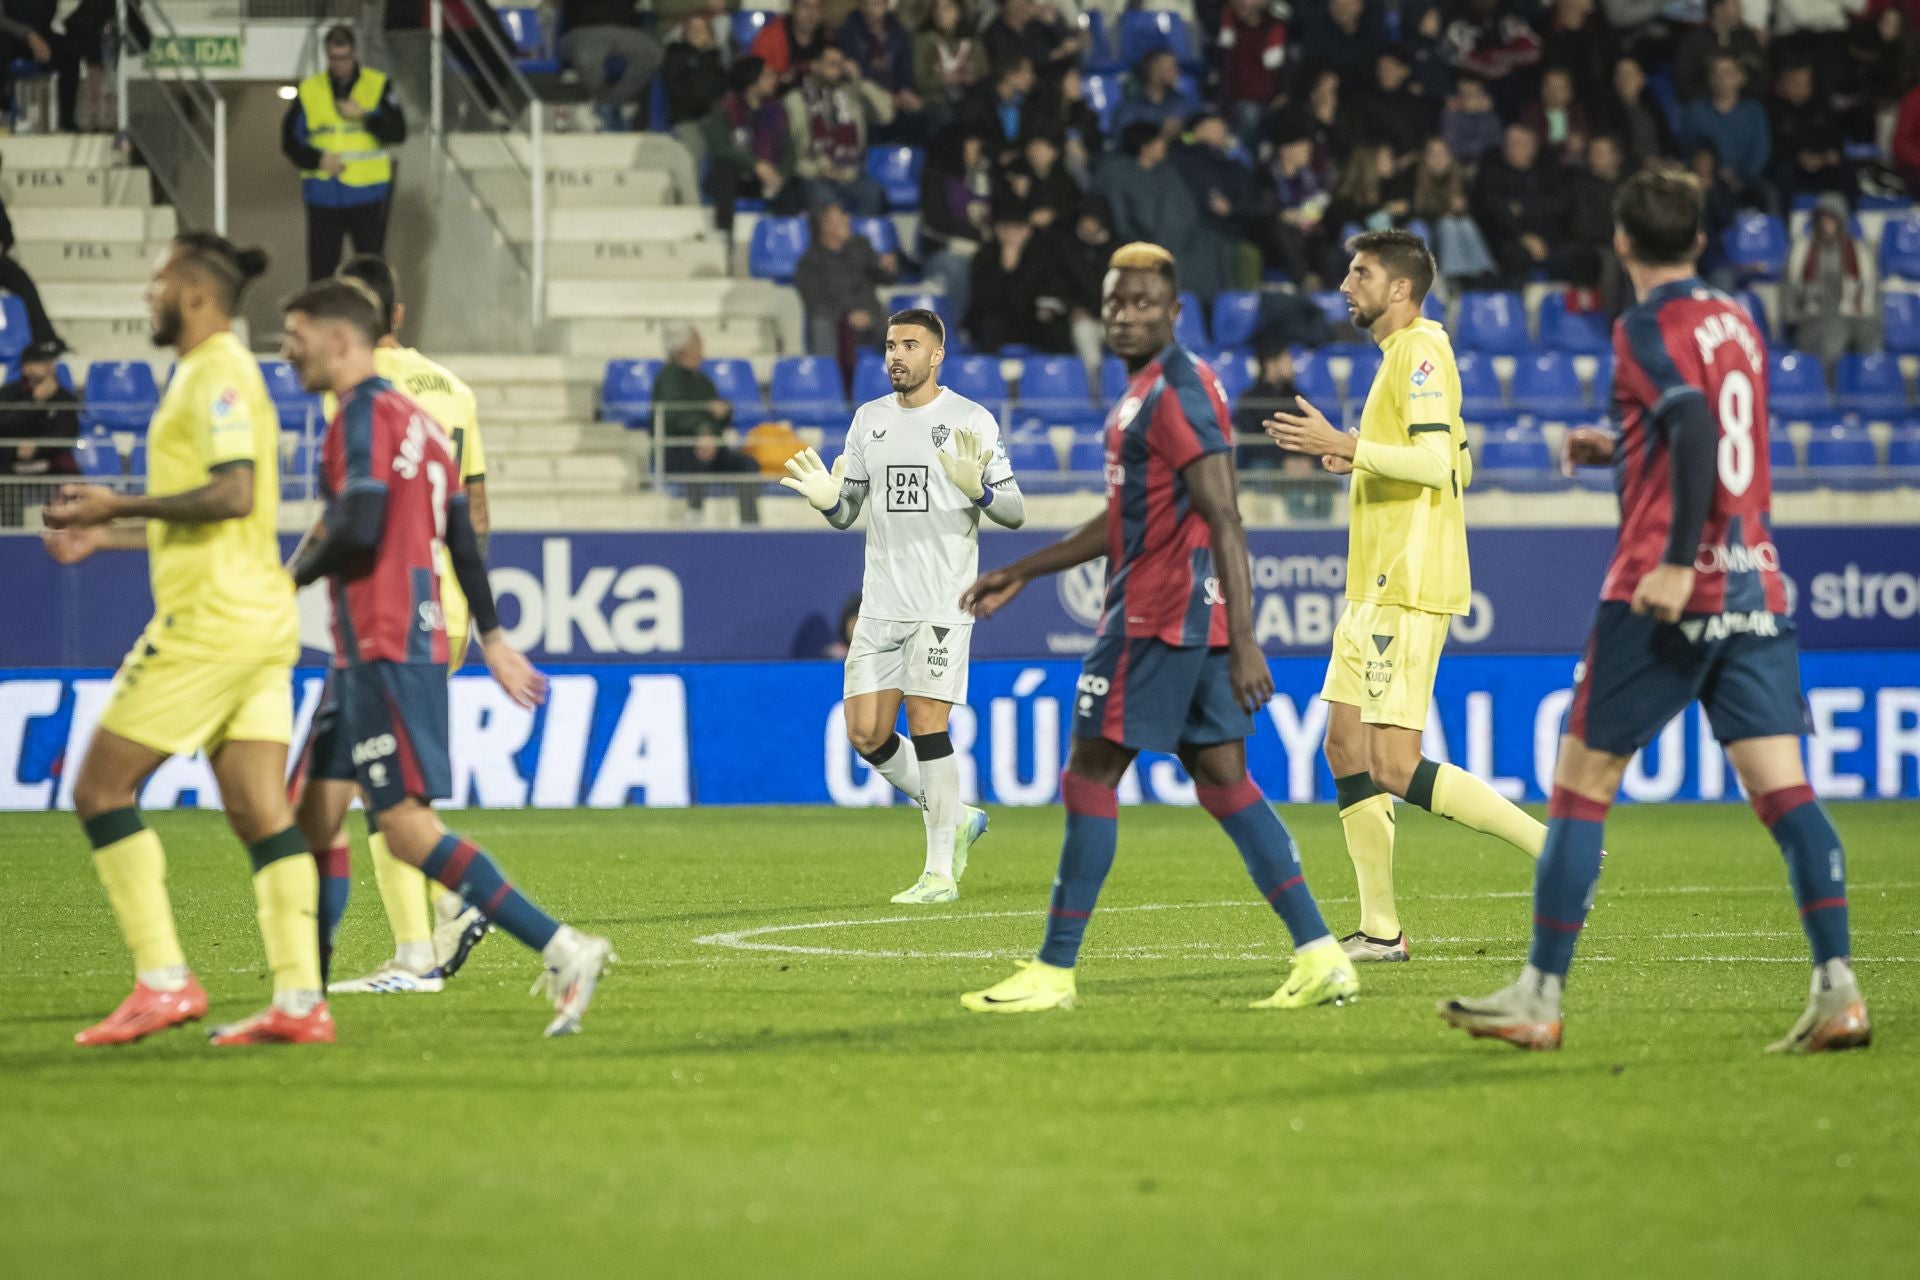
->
<box><xmin>782</xmin><ymin>307</ymin><xmax>1026</xmax><ymax>903</ymax></box>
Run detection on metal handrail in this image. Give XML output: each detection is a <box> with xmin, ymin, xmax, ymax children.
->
<box><xmin>115</xmin><ymin>0</ymin><xmax>229</xmax><ymax>232</ymax></box>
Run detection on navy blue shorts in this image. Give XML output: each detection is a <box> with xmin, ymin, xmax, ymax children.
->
<box><xmin>304</xmin><ymin>662</ymin><xmax>452</xmax><ymax>813</ymax></box>
<box><xmin>1071</xmin><ymin>633</ymin><xmax>1255</xmax><ymax>754</ymax></box>
<box><xmin>1568</xmin><ymin>601</ymin><xmax>1811</xmax><ymax>756</ymax></box>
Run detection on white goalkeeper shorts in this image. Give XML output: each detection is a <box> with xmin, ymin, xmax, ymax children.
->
<box><xmin>844</xmin><ymin>617</ymin><xmax>972</xmax><ymax>703</ymax></box>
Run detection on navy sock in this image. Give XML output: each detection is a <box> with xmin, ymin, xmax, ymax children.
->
<box><xmin>421</xmin><ymin>834</ymin><xmax>561</xmax><ymax>952</ymax></box>
<box><xmin>1197</xmin><ymin>777</ymin><xmax>1330</xmax><ymax>947</ymax></box>
<box><xmin>1527</xmin><ymin>788</ymin><xmax>1609</xmax><ymax>978</ymax></box>
<box><xmin>1037</xmin><ymin>772</ymin><xmax>1119</xmax><ymax>969</ymax></box>
<box><xmin>1755</xmin><ymin>784</ymin><xmax>1850</xmax><ymax>964</ymax></box>
<box><xmin>315</xmin><ymin>841</ymin><xmax>351</xmax><ymax>983</ymax></box>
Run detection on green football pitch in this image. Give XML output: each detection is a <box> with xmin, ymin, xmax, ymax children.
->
<box><xmin>3</xmin><ymin>802</ymin><xmax>1914</xmax><ymax>1279</ymax></box>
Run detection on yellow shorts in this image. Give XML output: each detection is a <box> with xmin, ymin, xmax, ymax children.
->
<box><xmin>97</xmin><ymin>635</ymin><xmax>294</xmax><ymax>759</ymax></box>
<box><xmin>1319</xmin><ymin>600</ymin><xmax>1453</xmax><ymax>730</ymax></box>
<box><xmin>447</xmin><ymin>626</ymin><xmax>470</xmax><ymax>675</ymax></box>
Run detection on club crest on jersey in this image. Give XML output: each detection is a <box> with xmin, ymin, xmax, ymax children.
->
<box><xmin>1411</xmin><ymin>360</ymin><xmax>1434</xmax><ymax>387</ymax></box>
<box><xmin>932</xmin><ymin>423</ymin><xmax>950</xmax><ymax>448</ymax></box>
<box><xmin>1115</xmin><ymin>394</ymin><xmax>1144</xmax><ymax>428</ymax></box>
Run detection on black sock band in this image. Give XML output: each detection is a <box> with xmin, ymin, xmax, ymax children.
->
<box><xmin>1407</xmin><ymin>758</ymin><xmax>1443</xmax><ymax>812</ymax></box>
<box><xmin>83</xmin><ymin>806</ymin><xmax>145</xmax><ymax>850</ymax></box>
<box><xmin>1334</xmin><ymin>772</ymin><xmax>1382</xmax><ymax>812</ymax></box>
<box><xmin>859</xmin><ymin>734</ymin><xmax>902</xmax><ymax>767</ymax></box>
<box><xmin>246</xmin><ymin>827</ymin><xmax>311</xmax><ymax>873</ymax></box>
<box><xmin>911</xmin><ymin>731</ymin><xmax>955</xmax><ymax>763</ymax></box>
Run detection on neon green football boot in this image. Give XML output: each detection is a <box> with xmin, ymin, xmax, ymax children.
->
<box><xmin>1251</xmin><ymin>941</ymin><xmax>1360</xmax><ymax>1009</ymax></box>
<box><xmin>960</xmin><ymin>959</ymin><xmax>1077</xmax><ymax>1013</ymax></box>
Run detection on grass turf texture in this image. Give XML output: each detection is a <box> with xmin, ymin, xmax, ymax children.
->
<box><xmin>2</xmin><ymin>802</ymin><xmax>1914</xmax><ymax>1279</ymax></box>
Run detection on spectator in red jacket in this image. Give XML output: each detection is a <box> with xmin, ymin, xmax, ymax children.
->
<box><xmin>750</xmin><ymin>0</ymin><xmax>829</xmax><ymax>92</ymax></box>
<box><xmin>1218</xmin><ymin>0</ymin><xmax>1289</xmax><ymax>149</ymax></box>
<box><xmin>1894</xmin><ymin>79</ymin><xmax>1920</xmax><ymax>192</ymax></box>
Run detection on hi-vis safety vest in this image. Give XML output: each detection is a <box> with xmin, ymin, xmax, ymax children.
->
<box><xmin>297</xmin><ymin>70</ymin><xmax>392</xmax><ymax>188</ymax></box>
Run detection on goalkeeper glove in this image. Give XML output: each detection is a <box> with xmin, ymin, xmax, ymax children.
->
<box><xmin>936</xmin><ymin>428</ymin><xmax>989</xmax><ymax>501</ymax></box>
<box><xmin>779</xmin><ymin>446</ymin><xmax>846</xmax><ymax>511</ymax></box>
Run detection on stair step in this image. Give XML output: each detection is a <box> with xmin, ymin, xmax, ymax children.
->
<box><xmin>505</xmin><ymin>205</ymin><xmax>714</xmax><ymax>244</ymax></box>
<box><xmin>9</xmin><ymin>206</ymin><xmax>176</xmax><ymax>241</ymax></box>
<box><xmin>41</xmin><ymin>281</ymin><xmax>146</xmax><ymax>319</ymax></box>
<box><xmin>1</xmin><ymin>167</ymin><xmax>153</xmax><ymax>208</ymax></box>
<box><xmin>556</xmin><ymin>316</ymin><xmax>779</xmax><ymax>358</ymax></box>
<box><xmin>541</xmin><ymin>239</ymin><xmax>727</xmax><ymax>279</ymax></box>
<box><xmin>0</xmin><ymin>135</ymin><xmax>123</xmax><ymax>168</ymax></box>
<box><xmin>14</xmin><ymin>240</ymin><xmax>165</xmax><ymax>282</ymax></box>
<box><xmin>448</xmin><ymin>132</ymin><xmax>697</xmax><ymax>195</ymax></box>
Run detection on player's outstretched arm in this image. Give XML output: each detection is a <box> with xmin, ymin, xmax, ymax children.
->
<box><xmin>446</xmin><ymin>495</ymin><xmax>548</xmax><ymax>708</ymax></box>
<box><xmin>960</xmin><ymin>513</ymin><xmax>1105</xmax><ymax>619</ymax></box>
<box><xmin>1184</xmin><ymin>452</ymin><xmax>1272</xmax><ymax>713</ymax></box>
<box><xmin>43</xmin><ymin>464</ymin><xmax>256</xmax><ymax>531</ymax></box>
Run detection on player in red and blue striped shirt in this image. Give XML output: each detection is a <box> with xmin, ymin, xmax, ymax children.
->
<box><xmin>1440</xmin><ymin>170</ymin><xmax>1870</xmax><ymax>1055</ymax></box>
<box><xmin>955</xmin><ymin>243</ymin><xmax>1357</xmax><ymax>1014</ymax></box>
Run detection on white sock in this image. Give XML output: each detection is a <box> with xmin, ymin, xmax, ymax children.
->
<box><xmin>434</xmin><ymin>891</ymin><xmax>468</xmax><ymax>924</ymax></box>
<box><xmin>1814</xmin><ymin>957</ymin><xmax>1856</xmax><ymax>994</ymax></box>
<box><xmin>541</xmin><ymin>924</ymin><xmax>582</xmax><ymax>969</ymax></box>
<box><xmin>865</xmin><ymin>733</ymin><xmax>925</xmax><ymax>809</ymax></box>
<box><xmin>919</xmin><ymin>745</ymin><xmax>959</xmax><ymax>879</ymax></box>
<box><xmin>1293</xmin><ymin>934</ymin><xmax>1337</xmax><ymax>957</ymax></box>
<box><xmin>138</xmin><ymin>964</ymin><xmax>188</xmax><ymax>992</ymax></box>
<box><xmin>1519</xmin><ymin>964</ymin><xmax>1565</xmax><ymax>1013</ymax></box>
<box><xmin>395</xmin><ymin>940</ymin><xmax>434</xmax><ymax>973</ymax></box>
<box><xmin>273</xmin><ymin>989</ymin><xmax>322</xmax><ymax>1016</ymax></box>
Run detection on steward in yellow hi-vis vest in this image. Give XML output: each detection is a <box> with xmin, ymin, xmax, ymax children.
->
<box><xmin>280</xmin><ymin>25</ymin><xmax>407</xmax><ymax>281</ymax></box>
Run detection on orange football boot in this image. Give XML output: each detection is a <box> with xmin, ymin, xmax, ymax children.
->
<box><xmin>207</xmin><ymin>1002</ymin><xmax>337</xmax><ymax>1046</ymax></box>
<box><xmin>74</xmin><ymin>975</ymin><xmax>210</xmax><ymax>1047</ymax></box>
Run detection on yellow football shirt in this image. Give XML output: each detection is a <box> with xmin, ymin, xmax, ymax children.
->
<box><xmin>1347</xmin><ymin>317</ymin><xmax>1473</xmax><ymax>616</ymax></box>
<box><xmin>142</xmin><ymin>331</ymin><xmax>298</xmax><ymax>661</ymax></box>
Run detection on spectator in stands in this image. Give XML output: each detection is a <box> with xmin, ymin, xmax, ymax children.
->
<box><xmin>840</xmin><ymin>0</ymin><xmax>926</xmax><ymax>140</ymax></box>
<box><xmin>1439</xmin><ymin>70</ymin><xmax>1504</xmax><ymax>167</ymax></box>
<box><xmin>982</xmin><ymin>0</ymin><xmax>1079</xmax><ymax>79</ymax></box>
<box><xmin>701</xmin><ymin>56</ymin><xmax>797</xmax><ymax>239</ymax></box>
<box><xmin>1520</xmin><ymin>66</ymin><xmax>1590</xmax><ymax>165</ymax></box>
<box><xmin>0</xmin><ymin>339</ymin><xmax>78</xmax><ymax>528</ymax></box>
<box><xmin>1392</xmin><ymin>1</ymin><xmax>1456</xmax><ymax>102</ymax></box>
<box><xmin>1605</xmin><ymin>54</ymin><xmax>1676</xmax><ymax>169</ymax></box>
<box><xmin>1473</xmin><ymin>122</ymin><xmax>1574</xmax><ymax>286</ymax></box>
<box><xmin>1771</xmin><ymin>61</ymin><xmax>1853</xmax><ymax>203</ymax></box>
<box><xmin>752</xmin><ymin>0</ymin><xmax>829</xmax><ymax>91</ymax></box>
<box><xmin>1681</xmin><ymin>53</ymin><xmax>1773</xmax><ymax>204</ymax></box>
<box><xmin>556</xmin><ymin>0</ymin><xmax>663</xmax><ymax>131</ymax></box>
<box><xmin>1260</xmin><ymin>114</ymin><xmax>1336</xmax><ymax>285</ymax></box>
<box><xmin>1060</xmin><ymin>194</ymin><xmax>1114</xmax><ymax>373</ymax></box>
<box><xmin>997</xmin><ymin>132</ymin><xmax>1081</xmax><ymax>231</ymax></box>
<box><xmin>1895</xmin><ymin>75</ymin><xmax>1920</xmax><ymax>192</ymax></box>
<box><xmin>58</xmin><ymin>0</ymin><xmax>149</xmax><ymax>130</ymax></box>
<box><xmin>1689</xmin><ymin>142</ymin><xmax>1742</xmax><ymax>288</ymax></box>
<box><xmin>914</xmin><ymin>0</ymin><xmax>986</xmax><ymax>124</ymax></box>
<box><xmin>1034</xmin><ymin>65</ymin><xmax>1104</xmax><ymax>179</ymax></box>
<box><xmin>1111</xmin><ymin>49</ymin><xmax>1200</xmax><ymax>140</ymax></box>
<box><xmin>1537</xmin><ymin>0</ymin><xmax>1615</xmax><ymax>110</ymax></box>
<box><xmin>918</xmin><ymin>125</ymin><xmax>992</xmax><ymax>320</ymax></box>
<box><xmin>959</xmin><ymin>54</ymin><xmax>1038</xmax><ymax>162</ymax></box>
<box><xmin>282</xmin><ymin>25</ymin><xmax>407</xmax><ymax>282</ymax></box>
<box><xmin>1236</xmin><ymin>339</ymin><xmax>1333</xmax><ymax>519</ymax></box>
<box><xmin>0</xmin><ymin>169</ymin><xmax>62</xmax><ymax>348</ymax></box>
<box><xmin>1441</xmin><ymin>0</ymin><xmax>1542</xmax><ymax>116</ymax></box>
<box><xmin>664</xmin><ymin>12</ymin><xmax>730</xmax><ymax>156</ymax></box>
<box><xmin>1218</xmin><ymin>0</ymin><xmax>1291</xmax><ymax>149</ymax></box>
<box><xmin>785</xmin><ymin>45</ymin><xmax>895</xmax><ymax>214</ymax></box>
<box><xmin>1851</xmin><ymin>5</ymin><xmax>1920</xmax><ymax>127</ymax></box>
<box><xmin>655</xmin><ymin>323</ymin><xmax>760</xmax><ymax>524</ymax></box>
<box><xmin>1357</xmin><ymin>47</ymin><xmax>1436</xmax><ymax>169</ymax></box>
<box><xmin>1784</xmin><ymin>192</ymin><xmax>1881</xmax><ymax>370</ymax></box>
<box><xmin>1298</xmin><ymin>66</ymin><xmax>1357</xmax><ymax>168</ymax></box>
<box><xmin>1300</xmin><ymin>0</ymin><xmax>1383</xmax><ymax>88</ymax></box>
<box><xmin>1325</xmin><ymin>142</ymin><xmax>1413</xmax><ymax>250</ymax></box>
<box><xmin>1174</xmin><ymin>111</ymin><xmax>1260</xmax><ymax>291</ymax></box>
<box><xmin>1411</xmin><ymin>136</ymin><xmax>1498</xmax><ymax>288</ymax></box>
<box><xmin>1096</xmin><ymin>122</ymin><xmax>1224</xmax><ymax>299</ymax></box>
<box><xmin>1674</xmin><ymin>0</ymin><xmax>1768</xmax><ymax>103</ymax></box>
<box><xmin>1567</xmin><ymin>133</ymin><xmax>1624</xmax><ymax>292</ymax></box>
<box><xmin>1775</xmin><ymin>0</ymin><xmax>1863</xmax><ymax>90</ymax></box>
<box><xmin>794</xmin><ymin>202</ymin><xmax>899</xmax><ymax>362</ymax></box>
<box><xmin>964</xmin><ymin>197</ymin><xmax>1073</xmax><ymax>352</ymax></box>
<box><xmin>0</xmin><ymin>0</ymin><xmax>83</xmax><ymax>133</ymax></box>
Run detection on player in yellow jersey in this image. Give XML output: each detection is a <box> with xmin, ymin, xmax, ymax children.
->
<box><xmin>41</xmin><ymin>233</ymin><xmax>333</xmax><ymax>1046</ymax></box>
<box><xmin>1267</xmin><ymin>230</ymin><xmax>1550</xmax><ymax>962</ymax></box>
<box><xmin>309</xmin><ymin>254</ymin><xmax>493</xmax><ymax>994</ymax></box>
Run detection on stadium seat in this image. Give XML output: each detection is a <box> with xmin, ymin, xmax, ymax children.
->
<box><xmin>1079</xmin><ymin>9</ymin><xmax>1122</xmax><ymax>73</ymax></box>
<box><xmin>1310</xmin><ymin>290</ymin><xmax>1350</xmax><ymax>329</ymax></box>
<box><xmin>1734</xmin><ymin>288</ymin><xmax>1770</xmax><ymax>342</ymax></box>
<box><xmin>124</xmin><ymin>443</ymin><xmax>147</xmax><ymax>477</ymax></box>
<box><xmin>1477</xmin><ymin>426</ymin><xmax>1557</xmax><ymax>490</ymax></box>
<box><xmin>601</xmin><ymin>358</ymin><xmax>662</xmax><ymax>426</ymax></box>
<box><xmin>865</xmin><ymin>147</ymin><xmax>922</xmax><ymax>211</ymax></box>
<box><xmin>1835</xmin><ymin>354</ymin><xmax>1908</xmax><ymax>417</ymax></box>
<box><xmin>1537</xmin><ymin>294</ymin><xmax>1611</xmax><ymax>354</ymax></box>
<box><xmin>1017</xmin><ymin>356</ymin><xmax>1100</xmax><ymax>427</ymax></box>
<box><xmin>1292</xmin><ymin>349</ymin><xmax>1339</xmax><ymax>407</ymax></box>
<box><xmin>748</xmin><ymin>216</ymin><xmax>809</xmax><ymax>282</ymax></box>
<box><xmin>1511</xmin><ymin>351</ymin><xmax>1586</xmax><ymax>418</ymax></box>
<box><xmin>851</xmin><ymin>216</ymin><xmax>901</xmax><ymax>257</ymax></box>
<box><xmin>1004</xmin><ymin>435</ymin><xmax>1060</xmax><ymax>475</ymax></box>
<box><xmin>1456</xmin><ymin>351</ymin><xmax>1504</xmax><ymax>416</ymax></box>
<box><xmin>1886</xmin><ymin>429</ymin><xmax>1920</xmax><ymax>468</ymax></box>
<box><xmin>1206</xmin><ymin>348</ymin><xmax>1253</xmax><ymax>403</ymax></box>
<box><xmin>77</xmin><ymin>427</ymin><xmax>118</xmax><ymax>477</ymax></box>
<box><xmin>258</xmin><ymin>358</ymin><xmax>321</xmax><ymax>433</ymax></box>
<box><xmin>0</xmin><ymin>294</ymin><xmax>29</xmax><ymax>364</ymax></box>
<box><xmin>498</xmin><ymin>8</ymin><xmax>560</xmax><ymax>76</ymax></box>
<box><xmin>1884</xmin><ymin>291</ymin><xmax>1920</xmax><ymax>354</ymax></box>
<box><xmin>944</xmin><ymin>354</ymin><xmax>1007</xmax><ymax>408</ymax></box>
<box><xmin>1722</xmin><ymin>213</ymin><xmax>1788</xmax><ymax>280</ymax></box>
<box><xmin>1769</xmin><ymin>350</ymin><xmax>1831</xmax><ymax>415</ymax></box>
<box><xmin>1211</xmin><ymin>291</ymin><xmax>1261</xmax><ymax>348</ymax></box>
<box><xmin>1083</xmin><ymin>72</ymin><xmax>1119</xmax><ymax>133</ymax></box>
<box><xmin>703</xmin><ymin>358</ymin><xmax>763</xmax><ymax>409</ymax></box>
<box><xmin>1065</xmin><ymin>436</ymin><xmax>1107</xmax><ymax>472</ymax></box>
<box><xmin>769</xmin><ymin>356</ymin><xmax>847</xmax><ymax>426</ymax></box>
<box><xmin>729</xmin><ymin>9</ymin><xmax>776</xmax><ymax>52</ymax></box>
<box><xmin>1455</xmin><ymin>291</ymin><xmax>1529</xmax><ymax>354</ymax></box>
<box><xmin>1100</xmin><ymin>354</ymin><xmax>1130</xmax><ymax>405</ymax></box>
<box><xmin>1342</xmin><ymin>347</ymin><xmax>1382</xmax><ymax>402</ymax></box>
<box><xmin>1421</xmin><ymin>291</ymin><xmax>1445</xmax><ymax>323</ymax></box>
<box><xmin>1174</xmin><ymin>292</ymin><xmax>1206</xmax><ymax>348</ymax></box>
<box><xmin>1118</xmin><ymin>11</ymin><xmax>1199</xmax><ymax>70</ymax></box>
<box><xmin>1878</xmin><ymin>210</ymin><xmax>1920</xmax><ymax>280</ymax></box>
<box><xmin>1803</xmin><ymin>423</ymin><xmax>1880</xmax><ymax>486</ymax></box>
<box><xmin>82</xmin><ymin>360</ymin><xmax>160</xmax><ymax>433</ymax></box>
<box><xmin>280</xmin><ymin>436</ymin><xmax>311</xmax><ymax>499</ymax></box>
<box><xmin>851</xmin><ymin>352</ymin><xmax>891</xmax><ymax>404</ymax></box>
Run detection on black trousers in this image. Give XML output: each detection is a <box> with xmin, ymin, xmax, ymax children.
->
<box><xmin>305</xmin><ymin>198</ymin><xmax>391</xmax><ymax>282</ymax></box>
<box><xmin>0</xmin><ymin>32</ymin><xmax>83</xmax><ymax>132</ymax></box>
<box><xmin>0</xmin><ymin>254</ymin><xmax>61</xmax><ymax>346</ymax></box>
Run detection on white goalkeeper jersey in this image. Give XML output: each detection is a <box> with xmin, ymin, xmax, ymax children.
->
<box><xmin>841</xmin><ymin>387</ymin><xmax>1014</xmax><ymax>627</ymax></box>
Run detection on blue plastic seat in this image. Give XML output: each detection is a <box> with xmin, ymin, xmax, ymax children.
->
<box><xmin>747</xmin><ymin>216</ymin><xmax>809</xmax><ymax>282</ymax></box>
<box><xmin>1421</xmin><ymin>291</ymin><xmax>1446</xmax><ymax>323</ymax></box>
<box><xmin>1511</xmin><ymin>351</ymin><xmax>1586</xmax><ymax>418</ymax></box>
<box><xmin>1065</xmin><ymin>435</ymin><xmax>1107</xmax><ymax>473</ymax></box>
<box><xmin>1834</xmin><ymin>354</ymin><xmax>1907</xmax><ymax>417</ymax></box>
<box><xmin>1538</xmin><ymin>294</ymin><xmax>1611</xmax><ymax>354</ymax></box>
<box><xmin>945</xmin><ymin>354</ymin><xmax>1007</xmax><ymax>409</ymax></box>
<box><xmin>1770</xmin><ymin>350</ymin><xmax>1831</xmax><ymax>415</ymax></box>
<box><xmin>1206</xmin><ymin>348</ymin><xmax>1253</xmax><ymax>403</ymax></box>
<box><xmin>1803</xmin><ymin>423</ymin><xmax>1880</xmax><ymax>487</ymax></box>
<box><xmin>702</xmin><ymin>358</ymin><xmax>762</xmax><ymax>409</ymax></box>
<box><xmin>851</xmin><ymin>352</ymin><xmax>891</xmax><ymax>404</ymax></box>
<box><xmin>1734</xmin><ymin>288</ymin><xmax>1771</xmax><ymax>342</ymax></box>
<box><xmin>1878</xmin><ymin>211</ymin><xmax>1920</xmax><ymax>280</ymax></box>
<box><xmin>1341</xmin><ymin>347</ymin><xmax>1382</xmax><ymax>402</ymax></box>
<box><xmin>730</xmin><ymin>9</ymin><xmax>776</xmax><ymax>52</ymax></box>
<box><xmin>851</xmin><ymin>216</ymin><xmax>901</xmax><ymax>257</ymax></box>
<box><xmin>1079</xmin><ymin>9</ymin><xmax>1122</xmax><ymax>73</ymax></box>
<box><xmin>1886</xmin><ymin>429</ymin><xmax>1920</xmax><ymax>467</ymax></box>
<box><xmin>0</xmin><ymin>294</ymin><xmax>30</xmax><ymax>364</ymax></box>
<box><xmin>1004</xmin><ymin>435</ymin><xmax>1060</xmax><ymax>474</ymax></box>
<box><xmin>1100</xmin><ymin>355</ymin><xmax>1130</xmax><ymax>406</ymax></box>
<box><xmin>602</xmin><ymin>358</ymin><xmax>662</xmax><ymax>426</ymax></box>
<box><xmin>257</xmin><ymin>357</ymin><xmax>321</xmax><ymax>433</ymax></box>
<box><xmin>1017</xmin><ymin>356</ymin><xmax>1100</xmax><ymax>427</ymax></box>
<box><xmin>1174</xmin><ymin>291</ymin><xmax>1207</xmax><ymax>348</ymax></box>
<box><xmin>124</xmin><ymin>442</ymin><xmax>147</xmax><ymax>478</ymax></box>
<box><xmin>1211</xmin><ymin>291</ymin><xmax>1261</xmax><ymax>348</ymax></box>
<box><xmin>1310</xmin><ymin>290</ymin><xmax>1350</xmax><ymax>329</ymax></box>
<box><xmin>498</xmin><ymin>8</ymin><xmax>560</xmax><ymax>76</ymax></box>
<box><xmin>865</xmin><ymin>146</ymin><xmax>923</xmax><ymax>211</ymax></box>
<box><xmin>1723</xmin><ymin>213</ymin><xmax>1788</xmax><ymax>280</ymax></box>
<box><xmin>1884</xmin><ymin>292</ymin><xmax>1920</xmax><ymax>354</ymax></box>
<box><xmin>1292</xmin><ymin>349</ymin><xmax>1339</xmax><ymax>408</ymax></box>
<box><xmin>1082</xmin><ymin>72</ymin><xmax>1119</xmax><ymax>133</ymax></box>
<box><xmin>78</xmin><ymin>427</ymin><xmax>119</xmax><ymax>477</ymax></box>
<box><xmin>1457</xmin><ymin>351</ymin><xmax>1504</xmax><ymax>416</ymax></box>
<box><xmin>1118</xmin><ymin>11</ymin><xmax>1199</xmax><ymax>70</ymax></box>
<box><xmin>1455</xmin><ymin>292</ymin><xmax>1530</xmax><ymax>354</ymax></box>
<box><xmin>1478</xmin><ymin>426</ymin><xmax>1556</xmax><ymax>489</ymax></box>
<box><xmin>82</xmin><ymin>360</ymin><xmax>160</xmax><ymax>433</ymax></box>
<box><xmin>769</xmin><ymin>356</ymin><xmax>848</xmax><ymax>426</ymax></box>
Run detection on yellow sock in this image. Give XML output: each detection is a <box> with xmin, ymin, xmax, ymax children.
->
<box><xmin>247</xmin><ymin>830</ymin><xmax>322</xmax><ymax>994</ymax></box>
<box><xmin>368</xmin><ymin>830</ymin><xmax>433</xmax><ymax>948</ymax></box>
<box><xmin>1336</xmin><ymin>780</ymin><xmax>1400</xmax><ymax>940</ymax></box>
<box><xmin>87</xmin><ymin>810</ymin><xmax>184</xmax><ymax>975</ymax></box>
<box><xmin>1425</xmin><ymin>762</ymin><xmax>1548</xmax><ymax>858</ymax></box>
